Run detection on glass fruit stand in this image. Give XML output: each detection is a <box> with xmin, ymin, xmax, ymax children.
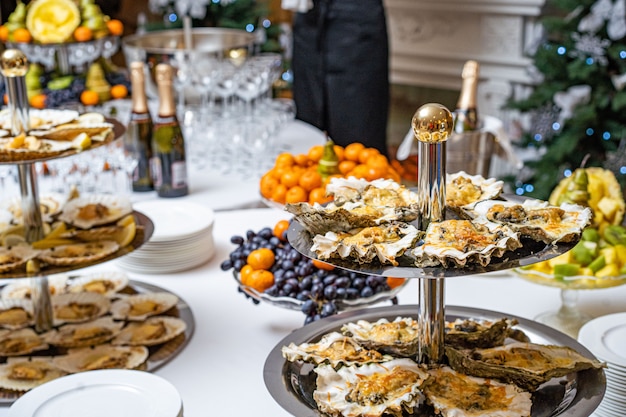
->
<box><xmin>0</xmin><ymin>50</ymin><xmax>193</xmax><ymax>402</ymax></box>
<box><xmin>264</xmin><ymin>104</ymin><xmax>607</xmax><ymax>416</ymax></box>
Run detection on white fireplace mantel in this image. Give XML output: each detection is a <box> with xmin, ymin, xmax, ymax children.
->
<box><xmin>385</xmin><ymin>0</ymin><xmax>546</xmax><ymax>118</ymax></box>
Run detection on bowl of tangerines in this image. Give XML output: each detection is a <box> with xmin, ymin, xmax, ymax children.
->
<box><xmin>260</xmin><ymin>140</ymin><xmax>404</xmax><ymax>207</ymax></box>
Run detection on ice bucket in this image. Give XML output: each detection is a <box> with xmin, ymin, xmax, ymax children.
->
<box><xmin>447</xmin><ymin>130</ymin><xmax>496</xmax><ymax>178</ymax></box>
<box><xmin>122</xmin><ymin>27</ymin><xmax>255</xmax><ymax>99</ymax></box>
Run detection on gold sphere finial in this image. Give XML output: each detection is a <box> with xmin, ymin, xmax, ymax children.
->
<box><xmin>0</xmin><ymin>49</ymin><xmax>29</xmax><ymax>77</ymax></box>
<box><xmin>411</xmin><ymin>103</ymin><xmax>453</xmax><ymax>143</ymax></box>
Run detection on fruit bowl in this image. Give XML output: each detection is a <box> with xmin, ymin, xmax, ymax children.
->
<box><xmin>512</xmin><ymin>268</ymin><xmax>626</xmax><ymax>290</ymax></box>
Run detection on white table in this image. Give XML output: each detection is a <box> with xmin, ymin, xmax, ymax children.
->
<box><xmin>1</xmin><ymin>207</ymin><xmax>625</xmax><ymax>416</ymax></box>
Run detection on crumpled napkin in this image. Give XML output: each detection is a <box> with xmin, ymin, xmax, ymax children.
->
<box><xmin>281</xmin><ymin>0</ymin><xmax>313</xmax><ymax>12</ymax></box>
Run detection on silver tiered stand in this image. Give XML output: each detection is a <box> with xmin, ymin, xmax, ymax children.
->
<box><xmin>275</xmin><ymin>103</ymin><xmax>606</xmax><ymax>416</ymax></box>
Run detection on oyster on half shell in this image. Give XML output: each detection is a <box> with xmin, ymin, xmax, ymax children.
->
<box><xmin>445</xmin><ymin>341</ymin><xmax>606</xmax><ymax>391</ymax></box>
<box><xmin>423</xmin><ymin>366</ymin><xmax>532</xmax><ymax>417</ymax></box>
<box><xmin>58</xmin><ymin>195</ymin><xmax>132</xmax><ymax>229</ymax></box>
<box><xmin>413</xmin><ymin>219</ymin><xmax>521</xmax><ymax>267</ymax></box>
<box><xmin>38</xmin><ymin>240</ymin><xmax>120</xmax><ymax>266</ymax></box>
<box><xmin>341</xmin><ymin>317</ymin><xmax>420</xmax><ymax>357</ymax></box>
<box><xmin>282</xmin><ymin>332</ymin><xmax>393</xmax><ymax>368</ymax></box>
<box><xmin>311</xmin><ymin>222</ymin><xmax>419</xmax><ymax>266</ymax></box>
<box><xmin>467</xmin><ymin>199</ymin><xmax>592</xmax><ymax>244</ymax></box>
<box><xmin>286</xmin><ymin>177</ymin><xmax>421</xmax><ymax>235</ymax></box>
<box><xmin>313</xmin><ymin>358</ymin><xmax>429</xmax><ymax>417</ymax></box>
<box><xmin>112</xmin><ymin>316</ymin><xmax>187</xmax><ymax>347</ymax></box>
<box><xmin>0</xmin><ymin>328</ymin><xmax>49</xmax><ymax>356</ymax></box>
<box><xmin>110</xmin><ymin>292</ymin><xmax>178</xmax><ymax>321</ymax></box>
<box><xmin>44</xmin><ymin>316</ymin><xmax>124</xmax><ymax>348</ymax></box>
<box><xmin>0</xmin><ymin>299</ymin><xmax>34</xmax><ymax>330</ymax></box>
<box><xmin>0</xmin><ymin>244</ymin><xmax>40</xmax><ymax>273</ymax></box>
<box><xmin>52</xmin><ymin>292</ymin><xmax>111</xmax><ymax>325</ymax></box>
<box><xmin>52</xmin><ymin>344</ymin><xmax>149</xmax><ymax>374</ymax></box>
<box><xmin>0</xmin><ymin>357</ymin><xmax>66</xmax><ymax>392</ymax></box>
<box><xmin>445</xmin><ymin>318</ymin><xmax>529</xmax><ymax>350</ymax></box>
<box><xmin>67</xmin><ymin>271</ymin><xmax>129</xmax><ymax>297</ymax></box>
<box><xmin>446</xmin><ymin>171</ymin><xmax>504</xmax><ymax>210</ymax></box>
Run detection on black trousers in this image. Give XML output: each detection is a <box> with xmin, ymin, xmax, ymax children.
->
<box><xmin>292</xmin><ymin>0</ymin><xmax>390</xmax><ymax>156</ymax></box>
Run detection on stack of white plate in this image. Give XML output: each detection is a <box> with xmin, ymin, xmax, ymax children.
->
<box><xmin>578</xmin><ymin>312</ymin><xmax>626</xmax><ymax>417</ymax></box>
<box><xmin>117</xmin><ymin>200</ymin><xmax>215</xmax><ymax>274</ymax></box>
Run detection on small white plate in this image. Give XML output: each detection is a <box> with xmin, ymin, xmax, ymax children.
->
<box><xmin>134</xmin><ymin>200</ymin><xmax>214</xmax><ymax>242</ymax></box>
<box><xmin>9</xmin><ymin>369</ymin><xmax>182</xmax><ymax>417</ymax></box>
<box><xmin>578</xmin><ymin>312</ymin><xmax>626</xmax><ymax>368</ymax></box>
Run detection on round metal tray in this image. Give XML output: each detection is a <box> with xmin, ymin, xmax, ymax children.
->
<box><xmin>0</xmin><ymin>279</ymin><xmax>195</xmax><ymax>404</ymax></box>
<box><xmin>264</xmin><ymin>305</ymin><xmax>606</xmax><ymax>417</ymax></box>
<box><xmin>0</xmin><ymin>210</ymin><xmax>154</xmax><ymax>279</ymax></box>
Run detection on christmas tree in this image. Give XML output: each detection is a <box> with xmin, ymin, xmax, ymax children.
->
<box><xmin>508</xmin><ymin>0</ymin><xmax>626</xmax><ymax>200</ymax></box>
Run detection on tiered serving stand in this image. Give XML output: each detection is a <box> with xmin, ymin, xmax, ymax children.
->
<box><xmin>0</xmin><ymin>50</ymin><xmax>193</xmax><ymax>401</ymax></box>
<box><xmin>265</xmin><ymin>104</ymin><xmax>607</xmax><ymax>416</ymax></box>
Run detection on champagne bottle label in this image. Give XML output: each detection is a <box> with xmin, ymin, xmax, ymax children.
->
<box><xmin>150</xmin><ymin>157</ymin><xmax>162</xmax><ymax>188</ymax></box>
<box><xmin>171</xmin><ymin>161</ymin><xmax>188</xmax><ymax>189</ymax></box>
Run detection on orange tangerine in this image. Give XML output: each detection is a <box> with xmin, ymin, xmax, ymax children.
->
<box><xmin>106</xmin><ymin>19</ymin><xmax>124</xmax><ymax>36</ymax></box>
<box><xmin>365</xmin><ymin>165</ymin><xmax>387</xmax><ymax>181</ymax></box>
<box><xmin>312</xmin><ymin>259</ymin><xmax>335</xmax><ymax>271</ymax></box>
<box><xmin>247</xmin><ymin>248</ymin><xmax>275</xmax><ymax>270</ymax></box>
<box><xmin>349</xmin><ymin>164</ymin><xmax>369</xmax><ymax>179</ymax></box>
<box><xmin>333</xmin><ymin>145</ymin><xmax>345</xmax><ymax>161</ymax></box>
<box><xmin>344</xmin><ymin>142</ymin><xmax>365</xmax><ymax>162</ymax></box>
<box><xmin>260</xmin><ymin>174</ymin><xmax>279</xmax><ymax>199</ymax></box>
<box><xmin>110</xmin><ymin>84</ymin><xmax>128</xmax><ymax>99</ymax></box>
<box><xmin>240</xmin><ymin>264</ymin><xmax>255</xmax><ymax>285</ymax></box>
<box><xmin>273</xmin><ymin>220</ymin><xmax>290</xmax><ymax>240</ymax></box>
<box><xmin>358</xmin><ymin>147</ymin><xmax>381</xmax><ymax>165</ymax></box>
<box><xmin>280</xmin><ymin>170</ymin><xmax>303</xmax><ymax>189</ymax></box>
<box><xmin>293</xmin><ymin>153</ymin><xmax>310</xmax><ymax>167</ymax></box>
<box><xmin>29</xmin><ymin>93</ymin><xmax>46</xmax><ymax>109</ymax></box>
<box><xmin>270</xmin><ymin>183</ymin><xmax>287</xmax><ymax>204</ymax></box>
<box><xmin>275</xmin><ymin>152</ymin><xmax>295</xmax><ymax>167</ymax></box>
<box><xmin>0</xmin><ymin>26</ymin><xmax>9</xmax><ymax>42</ymax></box>
<box><xmin>307</xmin><ymin>145</ymin><xmax>324</xmax><ymax>162</ymax></box>
<box><xmin>247</xmin><ymin>270</ymin><xmax>274</xmax><ymax>292</ymax></box>
<box><xmin>338</xmin><ymin>160</ymin><xmax>357</xmax><ymax>175</ymax></box>
<box><xmin>308</xmin><ymin>187</ymin><xmax>332</xmax><ymax>205</ymax></box>
<box><xmin>285</xmin><ymin>185</ymin><xmax>308</xmax><ymax>204</ymax></box>
<box><xmin>80</xmin><ymin>90</ymin><xmax>99</xmax><ymax>106</ymax></box>
<box><xmin>298</xmin><ymin>170</ymin><xmax>322</xmax><ymax>192</ymax></box>
<box><xmin>73</xmin><ymin>26</ymin><xmax>93</xmax><ymax>42</ymax></box>
<box><xmin>12</xmin><ymin>28</ymin><xmax>32</xmax><ymax>43</ymax></box>
<box><xmin>386</xmin><ymin>277</ymin><xmax>406</xmax><ymax>289</ymax></box>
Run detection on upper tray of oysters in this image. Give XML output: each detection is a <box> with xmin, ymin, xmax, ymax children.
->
<box><xmin>0</xmin><ymin>109</ymin><xmax>116</xmax><ymax>162</ymax></box>
<box><xmin>286</xmin><ymin>172</ymin><xmax>591</xmax><ymax>275</ymax></box>
<box><xmin>0</xmin><ymin>192</ymin><xmax>141</xmax><ymax>278</ymax></box>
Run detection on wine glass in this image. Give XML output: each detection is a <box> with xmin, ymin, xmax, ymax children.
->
<box><xmin>512</xmin><ymin>267</ymin><xmax>626</xmax><ymax>338</ymax></box>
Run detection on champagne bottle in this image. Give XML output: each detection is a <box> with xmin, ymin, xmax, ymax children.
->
<box><xmin>150</xmin><ymin>63</ymin><xmax>189</xmax><ymax>198</ymax></box>
<box><xmin>453</xmin><ymin>60</ymin><xmax>480</xmax><ymax>133</ymax></box>
<box><xmin>124</xmin><ymin>61</ymin><xmax>154</xmax><ymax>192</ymax></box>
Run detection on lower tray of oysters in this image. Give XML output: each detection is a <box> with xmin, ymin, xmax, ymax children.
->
<box><xmin>0</xmin><ymin>271</ymin><xmax>188</xmax><ymax>398</ymax></box>
<box><xmin>0</xmin><ymin>192</ymin><xmax>140</xmax><ymax>278</ymax></box>
<box><xmin>286</xmin><ymin>173</ymin><xmax>592</xmax><ymax>269</ymax></box>
<box><xmin>282</xmin><ymin>315</ymin><xmax>605</xmax><ymax>417</ymax></box>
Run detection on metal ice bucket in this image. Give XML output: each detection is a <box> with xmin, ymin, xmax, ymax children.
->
<box><xmin>447</xmin><ymin>130</ymin><xmax>496</xmax><ymax>177</ymax></box>
<box><xmin>122</xmin><ymin>27</ymin><xmax>255</xmax><ymax>99</ymax></box>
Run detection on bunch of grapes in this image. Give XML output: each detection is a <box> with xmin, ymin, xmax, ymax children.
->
<box><xmin>43</xmin><ymin>77</ymin><xmax>86</xmax><ymax>108</ymax></box>
<box><xmin>105</xmin><ymin>71</ymin><xmax>131</xmax><ymax>93</ymax></box>
<box><xmin>221</xmin><ymin>225</ymin><xmax>398</xmax><ymax>324</ymax></box>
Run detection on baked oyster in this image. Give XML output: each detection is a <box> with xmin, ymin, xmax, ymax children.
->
<box><xmin>413</xmin><ymin>219</ymin><xmax>521</xmax><ymax>267</ymax></box>
<box><xmin>0</xmin><ymin>244</ymin><xmax>40</xmax><ymax>273</ymax></box>
<box><xmin>112</xmin><ymin>316</ymin><xmax>187</xmax><ymax>347</ymax></box>
<box><xmin>286</xmin><ymin>177</ymin><xmax>420</xmax><ymax>235</ymax></box>
<box><xmin>341</xmin><ymin>317</ymin><xmax>420</xmax><ymax>357</ymax></box>
<box><xmin>110</xmin><ymin>292</ymin><xmax>178</xmax><ymax>321</ymax></box>
<box><xmin>44</xmin><ymin>316</ymin><xmax>124</xmax><ymax>348</ymax></box>
<box><xmin>423</xmin><ymin>366</ymin><xmax>532</xmax><ymax>417</ymax></box>
<box><xmin>58</xmin><ymin>195</ymin><xmax>133</xmax><ymax>229</ymax></box>
<box><xmin>445</xmin><ymin>342</ymin><xmax>606</xmax><ymax>391</ymax></box>
<box><xmin>52</xmin><ymin>292</ymin><xmax>111</xmax><ymax>325</ymax></box>
<box><xmin>313</xmin><ymin>358</ymin><xmax>429</xmax><ymax>417</ymax></box>
<box><xmin>0</xmin><ymin>357</ymin><xmax>66</xmax><ymax>391</ymax></box>
<box><xmin>282</xmin><ymin>332</ymin><xmax>393</xmax><ymax>367</ymax></box>
<box><xmin>1</xmin><ymin>193</ymin><xmax>67</xmax><ymax>224</ymax></box>
<box><xmin>446</xmin><ymin>171</ymin><xmax>504</xmax><ymax>210</ymax></box>
<box><xmin>311</xmin><ymin>222</ymin><xmax>419</xmax><ymax>266</ymax></box>
<box><xmin>67</xmin><ymin>271</ymin><xmax>129</xmax><ymax>297</ymax></box>
<box><xmin>0</xmin><ymin>328</ymin><xmax>49</xmax><ymax>356</ymax></box>
<box><xmin>0</xmin><ymin>299</ymin><xmax>34</xmax><ymax>330</ymax></box>
<box><xmin>1</xmin><ymin>274</ymin><xmax>68</xmax><ymax>300</ymax></box>
<box><xmin>467</xmin><ymin>199</ymin><xmax>592</xmax><ymax>244</ymax></box>
<box><xmin>52</xmin><ymin>344</ymin><xmax>149</xmax><ymax>373</ymax></box>
<box><xmin>38</xmin><ymin>240</ymin><xmax>120</xmax><ymax>266</ymax></box>
<box><xmin>445</xmin><ymin>318</ymin><xmax>529</xmax><ymax>349</ymax></box>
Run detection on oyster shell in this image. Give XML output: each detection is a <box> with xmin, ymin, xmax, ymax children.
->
<box><xmin>286</xmin><ymin>177</ymin><xmax>420</xmax><ymax>235</ymax></box>
<box><xmin>313</xmin><ymin>358</ymin><xmax>429</xmax><ymax>417</ymax></box>
<box><xmin>58</xmin><ymin>195</ymin><xmax>133</xmax><ymax>229</ymax></box>
<box><xmin>110</xmin><ymin>292</ymin><xmax>178</xmax><ymax>321</ymax></box>
<box><xmin>445</xmin><ymin>318</ymin><xmax>528</xmax><ymax>349</ymax></box>
<box><xmin>311</xmin><ymin>222</ymin><xmax>419</xmax><ymax>266</ymax></box>
<box><xmin>467</xmin><ymin>199</ymin><xmax>592</xmax><ymax>243</ymax></box>
<box><xmin>0</xmin><ymin>108</ymin><xmax>79</xmax><ymax>131</ymax></box>
<box><xmin>0</xmin><ymin>299</ymin><xmax>34</xmax><ymax>330</ymax></box>
<box><xmin>445</xmin><ymin>342</ymin><xmax>606</xmax><ymax>391</ymax></box>
<box><xmin>1</xmin><ymin>274</ymin><xmax>68</xmax><ymax>300</ymax></box>
<box><xmin>423</xmin><ymin>366</ymin><xmax>532</xmax><ymax>417</ymax></box>
<box><xmin>67</xmin><ymin>271</ymin><xmax>129</xmax><ymax>297</ymax></box>
<box><xmin>0</xmin><ymin>244</ymin><xmax>40</xmax><ymax>273</ymax></box>
<box><xmin>445</xmin><ymin>171</ymin><xmax>504</xmax><ymax>210</ymax></box>
<box><xmin>52</xmin><ymin>292</ymin><xmax>111</xmax><ymax>325</ymax></box>
<box><xmin>0</xmin><ymin>357</ymin><xmax>66</xmax><ymax>391</ymax></box>
<box><xmin>52</xmin><ymin>344</ymin><xmax>149</xmax><ymax>374</ymax></box>
<box><xmin>1</xmin><ymin>193</ymin><xmax>67</xmax><ymax>224</ymax></box>
<box><xmin>413</xmin><ymin>219</ymin><xmax>521</xmax><ymax>267</ymax></box>
<box><xmin>0</xmin><ymin>328</ymin><xmax>49</xmax><ymax>356</ymax></box>
<box><xmin>38</xmin><ymin>240</ymin><xmax>120</xmax><ymax>266</ymax></box>
<box><xmin>341</xmin><ymin>317</ymin><xmax>420</xmax><ymax>357</ymax></box>
<box><xmin>44</xmin><ymin>316</ymin><xmax>124</xmax><ymax>348</ymax></box>
<box><xmin>282</xmin><ymin>332</ymin><xmax>393</xmax><ymax>367</ymax></box>
<box><xmin>112</xmin><ymin>316</ymin><xmax>187</xmax><ymax>347</ymax></box>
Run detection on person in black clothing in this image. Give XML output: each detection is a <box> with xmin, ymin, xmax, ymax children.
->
<box><xmin>290</xmin><ymin>0</ymin><xmax>390</xmax><ymax>156</ymax></box>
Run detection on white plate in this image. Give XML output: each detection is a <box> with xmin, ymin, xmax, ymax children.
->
<box><xmin>578</xmin><ymin>312</ymin><xmax>626</xmax><ymax>367</ymax></box>
<box><xmin>133</xmin><ymin>200</ymin><xmax>214</xmax><ymax>241</ymax></box>
<box><xmin>9</xmin><ymin>369</ymin><xmax>182</xmax><ymax>417</ymax></box>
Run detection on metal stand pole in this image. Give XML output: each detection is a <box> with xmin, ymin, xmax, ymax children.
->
<box><xmin>1</xmin><ymin>49</ymin><xmax>52</xmax><ymax>332</ymax></box>
<box><xmin>412</xmin><ymin>103</ymin><xmax>453</xmax><ymax>364</ymax></box>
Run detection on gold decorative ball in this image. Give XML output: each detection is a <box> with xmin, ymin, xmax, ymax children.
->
<box><xmin>0</xmin><ymin>49</ymin><xmax>29</xmax><ymax>77</ymax></box>
<box><xmin>411</xmin><ymin>103</ymin><xmax>453</xmax><ymax>143</ymax></box>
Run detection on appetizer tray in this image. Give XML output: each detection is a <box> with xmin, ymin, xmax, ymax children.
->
<box><xmin>264</xmin><ymin>305</ymin><xmax>606</xmax><ymax>417</ymax></box>
<box><xmin>0</xmin><ymin>279</ymin><xmax>195</xmax><ymax>404</ymax></box>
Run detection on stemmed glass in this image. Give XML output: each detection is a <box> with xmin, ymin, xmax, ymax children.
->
<box><xmin>171</xmin><ymin>51</ymin><xmax>193</xmax><ymax>117</ymax></box>
<box><xmin>0</xmin><ymin>165</ymin><xmax>16</xmax><ymax>196</ymax></box>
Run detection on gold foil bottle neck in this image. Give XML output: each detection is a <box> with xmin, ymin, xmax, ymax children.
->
<box><xmin>457</xmin><ymin>60</ymin><xmax>480</xmax><ymax>110</ymax></box>
<box><xmin>130</xmin><ymin>61</ymin><xmax>149</xmax><ymax>114</ymax></box>
<box><xmin>155</xmin><ymin>63</ymin><xmax>176</xmax><ymax>118</ymax></box>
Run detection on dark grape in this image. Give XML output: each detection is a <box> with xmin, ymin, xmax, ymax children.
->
<box><xmin>220</xmin><ymin>259</ymin><xmax>233</xmax><ymax>271</ymax></box>
<box><xmin>230</xmin><ymin>235</ymin><xmax>244</xmax><ymax>245</ymax></box>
